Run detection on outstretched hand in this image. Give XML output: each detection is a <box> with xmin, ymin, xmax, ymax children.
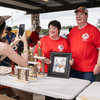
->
<box><xmin>13</xmin><ymin>30</ymin><xmax>27</xmax><ymax>45</ymax></box>
<box><xmin>35</xmin><ymin>54</ymin><xmax>52</xmax><ymax>65</ymax></box>
<box><xmin>19</xmin><ymin>32</ymin><xmax>27</xmax><ymax>43</ymax></box>
<box><xmin>12</xmin><ymin>30</ymin><xmax>21</xmax><ymax>45</ymax></box>
<box><xmin>45</xmin><ymin>58</ymin><xmax>52</xmax><ymax>64</ymax></box>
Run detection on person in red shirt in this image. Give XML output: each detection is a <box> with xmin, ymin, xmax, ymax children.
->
<box><xmin>34</xmin><ymin>20</ymin><xmax>73</xmax><ymax>100</ymax></box>
<box><xmin>34</xmin><ymin>20</ymin><xmax>72</xmax><ymax>73</ymax></box>
<box><xmin>29</xmin><ymin>26</ymin><xmax>41</xmax><ymax>47</ymax></box>
<box><xmin>67</xmin><ymin>6</ymin><xmax>100</xmax><ymax>82</ymax></box>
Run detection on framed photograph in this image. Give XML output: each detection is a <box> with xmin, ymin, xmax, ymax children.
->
<box><xmin>48</xmin><ymin>52</ymin><xmax>72</xmax><ymax>78</ymax></box>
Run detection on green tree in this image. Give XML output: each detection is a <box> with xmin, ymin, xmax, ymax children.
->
<box><xmin>40</xmin><ymin>29</ymin><xmax>48</xmax><ymax>35</ymax></box>
<box><xmin>97</xmin><ymin>19</ymin><xmax>100</xmax><ymax>29</ymax></box>
<box><xmin>13</xmin><ymin>25</ymin><xmax>19</xmax><ymax>29</ymax></box>
<box><xmin>61</xmin><ymin>26</ymin><xmax>73</xmax><ymax>29</ymax></box>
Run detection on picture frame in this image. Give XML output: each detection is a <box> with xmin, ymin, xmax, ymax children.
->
<box><xmin>48</xmin><ymin>52</ymin><xmax>72</xmax><ymax>78</ymax></box>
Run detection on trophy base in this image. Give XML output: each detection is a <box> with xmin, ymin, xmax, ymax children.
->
<box><xmin>15</xmin><ymin>79</ymin><xmax>28</xmax><ymax>83</ymax></box>
<box><xmin>28</xmin><ymin>77</ymin><xmax>37</xmax><ymax>80</ymax></box>
<box><xmin>9</xmin><ymin>73</ymin><xmax>17</xmax><ymax>77</ymax></box>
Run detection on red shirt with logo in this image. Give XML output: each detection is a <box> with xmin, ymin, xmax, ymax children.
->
<box><xmin>29</xmin><ymin>31</ymin><xmax>39</xmax><ymax>47</ymax></box>
<box><xmin>34</xmin><ymin>35</ymin><xmax>70</xmax><ymax>73</ymax></box>
<box><xmin>67</xmin><ymin>23</ymin><xmax>100</xmax><ymax>72</ymax></box>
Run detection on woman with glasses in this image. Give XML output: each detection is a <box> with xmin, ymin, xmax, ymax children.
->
<box><xmin>34</xmin><ymin>20</ymin><xmax>74</xmax><ymax>100</ymax></box>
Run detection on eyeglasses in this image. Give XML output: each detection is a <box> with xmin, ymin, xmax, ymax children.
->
<box><xmin>76</xmin><ymin>13</ymin><xmax>84</xmax><ymax>17</ymax></box>
<box><xmin>49</xmin><ymin>27</ymin><xmax>57</xmax><ymax>30</ymax></box>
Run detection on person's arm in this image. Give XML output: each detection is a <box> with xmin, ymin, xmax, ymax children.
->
<box><xmin>93</xmin><ymin>49</ymin><xmax>100</xmax><ymax>75</ymax></box>
<box><xmin>0</xmin><ymin>32</ymin><xmax>28</xmax><ymax>67</ymax></box>
<box><xmin>0</xmin><ymin>42</ymin><xmax>18</xmax><ymax>61</ymax></box>
<box><xmin>29</xmin><ymin>38</ymin><xmax>35</xmax><ymax>46</ymax></box>
<box><xmin>33</xmin><ymin>53</ymin><xmax>52</xmax><ymax>65</ymax></box>
<box><xmin>33</xmin><ymin>39</ymin><xmax>51</xmax><ymax>65</ymax></box>
<box><xmin>1</xmin><ymin>33</ymin><xmax>19</xmax><ymax>61</ymax></box>
<box><xmin>0</xmin><ymin>54</ymin><xmax>6</xmax><ymax>61</ymax></box>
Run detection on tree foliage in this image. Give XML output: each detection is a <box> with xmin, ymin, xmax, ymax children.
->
<box><xmin>40</xmin><ymin>25</ymin><xmax>75</xmax><ymax>35</ymax></box>
<box><xmin>62</xmin><ymin>25</ymin><xmax>73</xmax><ymax>29</ymax></box>
<box><xmin>97</xmin><ymin>25</ymin><xmax>100</xmax><ymax>29</ymax></box>
<box><xmin>97</xmin><ymin>19</ymin><xmax>100</xmax><ymax>29</ymax></box>
<box><xmin>13</xmin><ymin>25</ymin><xmax>19</xmax><ymax>29</ymax></box>
<box><xmin>40</xmin><ymin>29</ymin><xmax>48</xmax><ymax>35</ymax></box>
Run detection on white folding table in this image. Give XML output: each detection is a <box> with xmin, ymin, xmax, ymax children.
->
<box><xmin>76</xmin><ymin>81</ymin><xmax>100</xmax><ymax>100</ymax></box>
<box><xmin>0</xmin><ymin>75</ymin><xmax>90</xmax><ymax>100</ymax></box>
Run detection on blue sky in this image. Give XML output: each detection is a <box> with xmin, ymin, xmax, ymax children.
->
<box><xmin>0</xmin><ymin>6</ymin><xmax>100</xmax><ymax>30</ymax></box>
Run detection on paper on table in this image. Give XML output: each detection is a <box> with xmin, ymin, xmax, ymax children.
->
<box><xmin>0</xmin><ymin>66</ymin><xmax>11</xmax><ymax>75</ymax></box>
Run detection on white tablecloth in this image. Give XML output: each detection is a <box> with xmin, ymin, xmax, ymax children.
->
<box><xmin>0</xmin><ymin>75</ymin><xmax>90</xmax><ymax>99</ymax></box>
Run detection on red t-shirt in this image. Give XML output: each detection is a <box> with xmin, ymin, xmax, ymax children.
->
<box><xmin>67</xmin><ymin>23</ymin><xmax>100</xmax><ymax>72</ymax></box>
<box><xmin>34</xmin><ymin>35</ymin><xmax>70</xmax><ymax>73</ymax></box>
<box><xmin>29</xmin><ymin>31</ymin><xmax>39</xmax><ymax>47</ymax></box>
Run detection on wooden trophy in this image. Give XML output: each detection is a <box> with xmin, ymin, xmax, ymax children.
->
<box><xmin>37</xmin><ymin>41</ymin><xmax>42</xmax><ymax>57</ymax></box>
<box><xmin>15</xmin><ymin>66</ymin><xmax>29</xmax><ymax>83</ymax></box>
<box><xmin>9</xmin><ymin>44</ymin><xmax>18</xmax><ymax>77</ymax></box>
<box><xmin>29</xmin><ymin>47</ymin><xmax>33</xmax><ymax>61</ymax></box>
<box><xmin>41</xmin><ymin>54</ymin><xmax>45</xmax><ymax>75</ymax></box>
<box><xmin>33</xmin><ymin>54</ymin><xmax>37</xmax><ymax>79</ymax></box>
<box><xmin>29</xmin><ymin>47</ymin><xmax>34</xmax><ymax>77</ymax></box>
<box><xmin>35</xmin><ymin>41</ymin><xmax>45</xmax><ymax>77</ymax></box>
<box><xmin>28</xmin><ymin>47</ymin><xmax>37</xmax><ymax>80</ymax></box>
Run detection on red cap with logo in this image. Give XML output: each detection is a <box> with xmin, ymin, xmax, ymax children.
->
<box><xmin>74</xmin><ymin>6</ymin><xmax>88</xmax><ymax>14</ymax></box>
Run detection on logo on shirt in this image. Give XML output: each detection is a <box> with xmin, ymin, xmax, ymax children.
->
<box><xmin>58</xmin><ymin>45</ymin><xmax>64</xmax><ymax>51</ymax></box>
<box><xmin>82</xmin><ymin>33</ymin><xmax>89</xmax><ymax>41</ymax></box>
